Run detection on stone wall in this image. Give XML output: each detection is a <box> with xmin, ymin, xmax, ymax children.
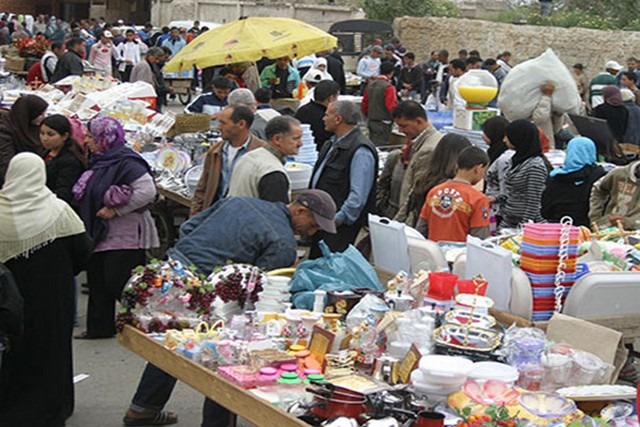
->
<box><xmin>452</xmin><ymin>0</ymin><xmax>508</xmax><ymax>18</ymax></box>
<box><xmin>394</xmin><ymin>16</ymin><xmax>640</xmax><ymax>82</ymax></box>
<box><xmin>152</xmin><ymin>0</ymin><xmax>364</xmax><ymax>31</ymax></box>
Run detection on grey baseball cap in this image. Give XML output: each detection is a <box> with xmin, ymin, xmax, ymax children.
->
<box><xmin>295</xmin><ymin>190</ymin><xmax>337</xmax><ymax>234</ymax></box>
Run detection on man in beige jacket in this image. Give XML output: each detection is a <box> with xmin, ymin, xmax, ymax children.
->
<box><xmin>392</xmin><ymin>101</ymin><xmax>443</xmax><ymax>226</ymax></box>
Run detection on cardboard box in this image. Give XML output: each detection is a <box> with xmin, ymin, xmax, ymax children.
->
<box><xmin>453</xmin><ymin>107</ymin><xmax>499</xmax><ymax>131</ymax></box>
<box><xmin>490</xmin><ymin>310</ymin><xmax>628</xmax><ymax>383</ymax></box>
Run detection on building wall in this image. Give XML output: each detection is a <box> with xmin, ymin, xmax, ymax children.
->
<box><xmin>395</xmin><ymin>16</ymin><xmax>640</xmax><ymax>82</ymax></box>
<box><xmin>0</xmin><ymin>0</ymin><xmax>52</xmax><ymax>15</ymax></box>
<box><xmin>151</xmin><ymin>0</ymin><xmax>364</xmax><ymax>31</ymax></box>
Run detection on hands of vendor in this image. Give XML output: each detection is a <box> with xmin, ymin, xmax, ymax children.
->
<box><xmin>487</xmin><ymin>196</ymin><xmax>496</xmax><ymax>204</ymax></box>
<box><xmin>540</xmin><ymin>82</ymin><xmax>555</xmax><ymax>96</ymax></box>
<box><xmin>97</xmin><ymin>207</ymin><xmax>117</xmax><ymax>220</ymax></box>
<box><xmin>269</xmin><ymin>78</ymin><xmax>279</xmax><ymax>85</ymax></box>
<box><xmin>608</xmin><ymin>215</ymin><xmax>626</xmax><ymax>227</ymax></box>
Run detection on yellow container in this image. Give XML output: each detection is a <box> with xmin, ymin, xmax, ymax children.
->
<box><xmin>458</xmin><ymin>86</ymin><xmax>498</xmax><ymax>104</ymax></box>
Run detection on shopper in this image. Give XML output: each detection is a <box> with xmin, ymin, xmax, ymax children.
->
<box><xmin>0</xmin><ymin>153</ymin><xmax>90</xmax><ymax>426</ymax></box>
<box><xmin>124</xmin><ymin>190</ymin><xmax>336</xmax><ymax>427</ymax></box>
<box><xmin>259</xmin><ymin>56</ymin><xmax>301</xmax><ymax>99</ymax></box>
<box><xmin>51</xmin><ymin>37</ymin><xmax>86</xmax><ymax>83</ymax></box>
<box><xmin>420</xmin><ymin>146</ymin><xmax>491</xmax><ymax>242</ymax></box>
<box><xmin>88</xmin><ymin>30</ymin><xmax>120</xmax><ymax>77</ymax></box>
<box><xmin>593</xmin><ymin>85</ymin><xmax>628</xmax><ymax>145</ymax></box>
<box><xmin>482</xmin><ymin>116</ymin><xmax>513</xmax><ymax>228</ymax></box>
<box><xmin>38</xmin><ymin>114</ymin><xmax>87</xmax><ymax>204</ymax></box>
<box><xmin>403</xmin><ymin>134</ymin><xmax>471</xmax><ymax>230</ymax></box>
<box><xmin>190</xmin><ymin>105</ymin><xmax>265</xmax><ymax>216</ymax></box>
<box><xmin>542</xmin><ymin>137</ymin><xmax>605</xmax><ymax>226</ymax></box>
<box><xmin>499</xmin><ymin>119</ymin><xmax>549</xmax><ymax>229</ymax></box>
<box><xmin>0</xmin><ymin>95</ymin><xmax>49</xmax><ymax>186</ymax></box>
<box><xmin>309</xmin><ymin>100</ymin><xmax>378</xmax><ymax>258</ymax></box>
<box><xmin>117</xmin><ymin>29</ymin><xmax>143</xmax><ymax>82</ymax></box>
<box><xmin>361</xmin><ymin>61</ymin><xmax>398</xmax><ymax>146</ymax></box>
<box><xmin>391</xmin><ymin>101</ymin><xmax>443</xmax><ymax>224</ymax></box>
<box><xmin>228</xmin><ymin>116</ymin><xmax>303</xmax><ymax>202</ymax></box>
<box><xmin>73</xmin><ymin>117</ymin><xmax>159</xmax><ymax>339</ymax></box>
<box><xmin>185</xmin><ymin>76</ymin><xmax>233</xmax><ymax>115</ymax></box>
<box><xmin>589</xmin><ymin>160</ymin><xmax>640</xmax><ymax>229</ymax></box>
<box><xmin>295</xmin><ymin>80</ymin><xmax>340</xmax><ymax>151</ymax></box>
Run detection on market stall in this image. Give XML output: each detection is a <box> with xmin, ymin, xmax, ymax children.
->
<box><xmin>114</xmin><ymin>252</ymin><xmax>639</xmax><ymax>427</ymax></box>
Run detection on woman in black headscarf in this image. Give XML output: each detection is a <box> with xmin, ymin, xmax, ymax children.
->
<box><xmin>499</xmin><ymin>119</ymin><xmax>549</xmax><ymax>229</ymax></box>
<box><xmin>0</xmin><ymin>95</ymin><xmax>49</xmax><ymax>186</ymax></box>
<box><xmin>594</xmin><ymin>85</ymin><xmax>629</xmax><ymax>145</ymax></box>
<box><xmin>481</xmin><ymin>115</ymin><xmax>510</xmax><ymax>165</ymax></box>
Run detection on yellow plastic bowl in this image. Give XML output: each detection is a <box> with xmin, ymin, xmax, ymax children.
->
<box><xmin>458</xmin><ymin>86</ymin><xmax>498</xmax><ymax>104</ymax></box>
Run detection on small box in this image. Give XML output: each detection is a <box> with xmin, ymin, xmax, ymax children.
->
<box><xmin>453</xmin><ymin>107</ymin><xmax>499</xmax><ymax>131</ymax></box>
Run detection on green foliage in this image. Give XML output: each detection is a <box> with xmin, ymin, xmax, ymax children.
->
<box><xmin>490</xmin><ymin>1</ymin><xmax>640</xmax><ymax>31</ymax></box>
<box><xmin>360</xmin><ymin>0</ymin><xmax>461</xmax><ymax>23</ymax></box>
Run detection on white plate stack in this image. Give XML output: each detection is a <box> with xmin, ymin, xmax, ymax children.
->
<box><xmin>285</xmin><ymin>162</ymin><xmax>313</xmax><ymax>191</ymax></box>
<box><xmin>292</xmin><ymin>123</ymin><xmax>318</xmax><ymax>165</ymax></box>
<box><xmin>255</xmin><ymin>275</ymin><xmax>291</xmax><ymax>313</ymax></box>
<box><xmin>410</xmin><ymin>355</ymin><xmax>473</xmax><ymax>401</ymax></box>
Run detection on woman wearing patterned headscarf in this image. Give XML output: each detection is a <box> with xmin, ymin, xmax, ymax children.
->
<box><xmin>73</xmin><ymin>117</ymin><xmax>158</xmax><ymax>339</ymax></box>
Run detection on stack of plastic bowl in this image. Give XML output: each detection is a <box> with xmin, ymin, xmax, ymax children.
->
<box><xmin>285</xmin><ymin>162</ymin><xmax>313</xmax><ymax>191</ymax></box>
<box><xmin>520</xmin><ymin>223</ymin><xmax>580</xmax><ymax>321</ymax></box>
<box><xmin>469</xmin><ymin>361</ymin><xmax>520</xmax><ymax>386</ymax></box>
<box><xmin>255</xmin><ymin>275</ymin><xmax>291</xmax><ymax>313</ymax></box>
<box><xmin>410</xmin><ymin>355</ymin><xmax>474</xmax><ymax>401</ymax></box>
<box><xmin>292</xmin><ymin>123</ymin><xmax>318</xmax><ymax>165</ymax></box>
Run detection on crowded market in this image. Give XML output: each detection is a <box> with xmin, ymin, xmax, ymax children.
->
<box><xmin>0</xmin><ymin>9</ymin><xmax>640</xmax><ymax>427</ymax></box>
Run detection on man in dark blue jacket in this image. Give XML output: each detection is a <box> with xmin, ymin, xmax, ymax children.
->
<box><xmin>185</xmin><ymin>76</ymin><xmax>233</xmax><ymax>115</ymax></box>
<box><xmin>123</xmin><ymin>191</ymin><xmax>336</xmax><ymax>427</ymax></box>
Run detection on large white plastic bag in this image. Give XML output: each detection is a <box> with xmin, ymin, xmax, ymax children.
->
<box><xmin>498</xmin><ymin>49</ymin><xmax>581</xmax><ymax>121</ymax></box>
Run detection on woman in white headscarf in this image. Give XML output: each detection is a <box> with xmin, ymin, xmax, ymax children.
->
<box><xmin>0</xmin><ymin>153</ymin><xmax>91</xmax><ymax>426</ymax></box>
<box><xmin>302</xmin><ymin>57</ymin><xmax>333</xmax><ymax>82</ymax></box>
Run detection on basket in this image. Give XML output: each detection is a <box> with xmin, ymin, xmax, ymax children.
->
<box><xmin>170</xmin><ymin>113</ymin><xmax>211</xmax><ymax>135</ymax></box>
<box><xmin>4</xmin><ymin>56</ymin><xmax>25</xmax><ymax>72</ymax></box>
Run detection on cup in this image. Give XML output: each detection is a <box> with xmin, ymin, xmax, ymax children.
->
<box><xmin>427</xmin><ymin>272</ymin><xmax>458</xmax><ymax>300</ymax></box>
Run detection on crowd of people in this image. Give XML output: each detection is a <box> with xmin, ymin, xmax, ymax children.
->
<box><xmin>1</xmin><ymin>11</ymin><xmax>640</xmax><ymax>427</ymax></box>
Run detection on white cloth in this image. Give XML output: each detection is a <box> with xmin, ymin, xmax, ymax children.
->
<box><xmin>0</xmin><ymin>153</ymin><xmax>85</xmax><ymax>262</ymax></box>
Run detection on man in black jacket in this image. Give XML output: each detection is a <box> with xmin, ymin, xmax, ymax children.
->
<box><xmin>295</xmin><ymin>80</ymin><xmax>340</xmax><ymax>151</ymax></box>
<box><xmin>51</xmin><ymin>37</ymin><xmax>86</xmax><ymax>83</ymax></box>
<box><xmin>309</xmin><ymin>100</ymin><xmax>378</xmax><ymax>258</ymax></box>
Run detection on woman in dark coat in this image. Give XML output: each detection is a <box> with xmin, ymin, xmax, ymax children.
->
<box><xmin>0</xmin><ymin>153</ymin><xmax>90</xmax><ymax>427</ymax></box>
<box><xmin>593</xmin><ymin>85</ymin><xmax>629</xmax><ymax>145</ymax></box>
<box><xmin>40</xmin><ymin>114</ymin><xmax>87</xmax><ymax>204</ymax></box>
<box><xmin>541</xmin><ymin>137</ymin><xmax>606</xmax><ymax>226</ymax></box>
<box><xmin>0</xmin><ymin>94</ymin><xmax>49</xmax><ymax>186</ymax></box>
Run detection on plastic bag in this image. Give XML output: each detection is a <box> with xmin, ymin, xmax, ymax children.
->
<box><xmin>290</xmin><ymin>242</ymin><xmax>384</xmax><ymax>310</ymax></box>
<box><xmin>345</xmin><ymin>294</ymin><xmax>388</xmax><ymax>330</ymax></box>
<box><xmin>498</xmin><ymin>49</ymin><xmax>581</xmax><ymax>121</ymax></box>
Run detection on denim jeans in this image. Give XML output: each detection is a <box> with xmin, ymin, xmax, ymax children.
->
<box><xmin>131</xmin><ymin>363</ymin><xmax>230</xmax><ymax>427</ymax></box>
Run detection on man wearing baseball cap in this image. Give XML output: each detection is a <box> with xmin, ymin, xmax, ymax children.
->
<box><xmin>123</xmin><ymin>189</ymin><xmax>336</xmax><ymax>427</ymax></box>
<box><xmin>590</xmin><ymin>60</ymin><xmax>623</xmax><ymax>109</ymax></box>
<box><xmin>88</xmin><ymin>30</ymin><xmax>120</xmax><ymax>77</ymax></box>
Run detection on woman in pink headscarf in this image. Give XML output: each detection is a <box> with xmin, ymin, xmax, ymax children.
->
<box><xmin>73</xmin><ymin>117</ymin><xmax>159</xmax><ymax>339</ymax></box>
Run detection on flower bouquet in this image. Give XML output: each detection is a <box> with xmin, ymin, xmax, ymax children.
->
<box><xmin>116</xmin><ymin>259</ymin><xmax>216</xmax><ymax>333</ymax></box>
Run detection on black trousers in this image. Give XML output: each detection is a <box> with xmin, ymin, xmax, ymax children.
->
<box><xmin>121</xmin><ymin>64</ymin><xmax>134</xmax><ymax>82</ymax></box>
<box><xmin>86</xmin><ymin>249</ymin><xmax>146</xmax><ymax>337</ymax></box>
<box><xmin>309</xmin><ymin>223</ymin><xmax>362</xmax><ymax>259</ymax></box>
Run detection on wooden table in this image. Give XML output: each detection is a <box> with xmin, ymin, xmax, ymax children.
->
<box><xmin>157</xmin><ymin>186</ymin><xmax>192</xmax><ymax>208</ymax></box>
<box><xmin>118</xmin><ymin>326</ymin><xmax>309</xmax><ymax>427</ymax></box>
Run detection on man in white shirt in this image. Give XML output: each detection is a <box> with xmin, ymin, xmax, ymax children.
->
<box><xmin>88</xmin><ymin>30</ymin><xmax>120</xmax><ymax>77</ymax></box>
<box><xmin>447</xmin><ymin>59</ymin><xmax>467</xmax><ymax>108</ymax></box>
<box><xmin>40</xmin><ymin>41</ymin><xmax>65</xmax><ymax>83</ymax></box>
<box><xmin>116</xmin><ymin>29</ymin><xmax>143</xmax><ymax>82</ymax></box>
<box><xmin>356</xmin><ymin>45</ymin><xmax>382</xmax><ymax>80</ymax></box>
